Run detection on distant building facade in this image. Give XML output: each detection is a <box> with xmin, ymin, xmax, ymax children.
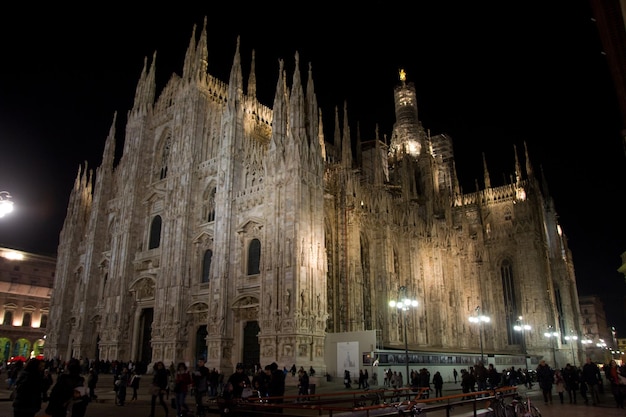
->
<box><xmin>0</xmin><ymin>247</ymin><xmax>52</xmax><ymax>361</ymax></box>
<box><xmin>46</xmin><ymin>20</ymin><xmax>583</xmax><ymax>375</ymax></box>
<box><xmin>579</xmin><ymin>295</ymin><xmax>614</xmax><ymax>363</ymax></box>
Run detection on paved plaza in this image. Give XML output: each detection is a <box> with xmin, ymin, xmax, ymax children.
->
<box><xmin>0</xmin><ymin>372</ymin><xmax>624</xmax><ymax>416</ymax></box>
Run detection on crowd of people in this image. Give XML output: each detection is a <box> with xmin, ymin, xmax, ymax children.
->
<box><xmin>6</xmin><ymin>354</ymin><xmax>626</xmax><ymax>416</ymax></box>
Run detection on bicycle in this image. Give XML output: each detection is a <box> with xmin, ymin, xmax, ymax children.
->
<box><xmin>393</xmin><ymin>401</ymin><xmax>424</xmax><ymax>416</ymax></box>
<box><xmin>487</xmin><ymin>391</ymin><xmax>510</xmax><ymax>417</ymax></box>
<box><xmin>510</xmin><ymin>395</ymin><xmax>542</xmax><ymax>417</ymax></box>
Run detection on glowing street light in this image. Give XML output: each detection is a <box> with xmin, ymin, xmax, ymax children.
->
<box><xmin>514</xmin><ymin>316</ymin><xmax>532</xmax><ymax>369</ymax></box>
<box><xmin>469</xmin><ymin>306</ymin><xmax>490</xmax><ymax>364</ymax></box>
<box><xmin>544</xmin><ymin>326</ymin><xmax>559</xmax><ymax>369</ymax></box>
<box><xmin>389</xmin><ymin>285</ymin><xmax>418</xmax><ymax>386</ymax></box>
<box><xmin>564</xmin><ymin>332</ymin><xmax>579</xmax><ymax>367</ymax></box>
<box><xmin>0</xmin><ymin>191</ymin><xmax>14</xmax><ymax>218</ymax></box>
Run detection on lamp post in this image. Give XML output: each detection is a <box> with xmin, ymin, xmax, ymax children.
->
<box><xmin>389</xmin><ymin>285</ymin><xmax>418</xmax><ymax>386</ymax></box>
<box><xmin>469</xmin><ymin>306</ymin><xmax>490</xmax><ymax>364</ymax></box>
<box><xmin>514</xmin><ymin>316</ymin><xmax>532</xmax><ymax>369</ymax></box>
<box><xmin>0</xmin><ymin>191</ymin><xmax>14</xmax><ymax>218</ymax></box>
<box><xmin>564</xmin><ymin>332</ymin><xmax>578</xmax><ymax>367</ymax></box>
<box><xmin>544</xmin><ymin>326</ymin><xmax>559</xmax><ymax>369</ymax></box>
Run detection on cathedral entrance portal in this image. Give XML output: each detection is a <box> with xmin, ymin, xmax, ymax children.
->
<box><xmin>243</xmin><ymin>321</ymin><xmax>260</xmax><ymax>370</ymax></box>
<box><xmin>196</xmin><ymin>325</ymin><xmax>208</xmax><ymax>361</ymax></box>
<box><xmin>138</xmin><ymin>308</ymin><xmax>153</xmax><ymax>364</ymax></box>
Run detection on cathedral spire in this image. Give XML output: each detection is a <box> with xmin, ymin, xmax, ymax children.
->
<box><xmin>341</xmin><ymin>101</ymin><xmax>352</xmax><ymax>168</ymax></box>
<box><xmin>195</xmin><ymin>17</ymin><xmax>209</xmax><ymax>82</ymax></box>
<box><xmin>247</xmin><ymin>49</ymin><xmax>257</xmax><ymax>98</ymax></box>
<box><xmin>524</xmin><ymin>140</ymin><xmax>534</xmax><ymax>179</ymax></box>
<box><xmin>514</xmin><ymin>144</ymin><xmax>522</xmax><ymax>183</ymax></box>
<box><xmin>227</xmin><ymin>36</ymin><xmax>243</xmax><ymax>112</ymax></box>
<box><xmin>131</xmin><ymin>52</ymin><xmax>156</xmax><ymax>117</ymax></box>
<box><xmin>182</xmin><ymin>23</ymin><xmax>198</xmax><ymax>83</ymax></box>
<box><xmin>333</xmin><ymin>105</ymin><xmax>341</xmax><ymax>161</ymax></box>
<box><xmin>482</xmin><ymin>152</ymin><xmax>491</xmax><ymax>189</ymax></box>
<box><xmin>289</xmin><ymin>51</ymin><xmax>306</xmax><ymax>151</ymax></box>
<box><xmin>102</xmin><ymin>112</ymin><xmax>117</xmax><ymax>170</ymax></box>
<box><xmin>269</xmin><ymin>59</ymin><xmax>287</xmax><ymax>156</ymax></box>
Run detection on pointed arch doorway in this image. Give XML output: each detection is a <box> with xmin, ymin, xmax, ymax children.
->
<box><xmin>243</xmin><ymin>320</ymin><xmax>260</xmax><ymax>370</ymax></box>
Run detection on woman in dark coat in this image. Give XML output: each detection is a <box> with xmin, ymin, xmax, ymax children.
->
<box><xmin>12</xmin><ymin>358</ymin><xmax>44</xmax><ymax>417</ymax></box>
<box><xmin>149</xmin><ymin>361</ymin><xmax>169</xmax><ymax>417</ymax></box>
<box><xmin>45</xmin><ymin>359</ymin><xmax>87</xmax><ymax>417</ymax></box>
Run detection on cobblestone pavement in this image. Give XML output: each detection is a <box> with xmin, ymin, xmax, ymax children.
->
<box><xmin>0</xmin><ymin>373</ymin><xmax>623</xmax><ymax>416</ymax></box>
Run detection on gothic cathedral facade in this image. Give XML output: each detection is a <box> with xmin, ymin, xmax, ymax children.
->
<box><xmin>45</xmin><ymin>19</ymin><xmax>582</xmax><ymax>374</ymax></box>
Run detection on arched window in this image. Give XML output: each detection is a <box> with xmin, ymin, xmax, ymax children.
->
<box><xmin>149</xmin><ymin>215</ymin><xmax>162</xmax><ymax>249</ymax></box>
<box><xmin>3</xmin><ymin>311</ymin><xmax>13</xmax><ymax>326</ymax></box>
<box><xmin>247</xmin><ymin>239</ymin><xmax>261</xmax><ymax>275</ymax></box>
<box><xmin>202</xmin><ymin>250</ymin><xmax>213</xmax><ymax>283</ymax></box>
<box><xmin>22</xmin><ymin>313</ymin><xmax>31</xmax><ymax>327</ymax></box>
<box><xmin>40</xmin><ymin>314</ymin><xmax>48</xmax><ymax>328</ymax></box>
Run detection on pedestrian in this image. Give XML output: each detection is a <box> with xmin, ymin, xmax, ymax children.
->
<box><xmin>432</xmin><ymin>371</ymin><xmax>444</xmax><ymax>398</ymax></box>
<box><xmin>42</xmin><ymin>368</ymin><xmax>53</xmax><ymax>402</ymax></box>
<box><xmin>115</xmin><ymin>367</ymin><xmax>130</xmax><ymax>406</ymax></box>
<box><xmin>344</xmin><ymin>370</ymin><xmax>352</xmax><ymax>388</ymax></box>
<box><xmin>87</xmin><ymin>367</ymin><xmax>98</xmax><ymax>400</ymax></box>
<box><xmin>265</xmin><ymin>362</ymin><xmax>285</xmax><ymax>412</ymax></box>
<box><xmin>297</xmin><ymin>368</ymin><xmax>309</xmax><ymax>401</ymax></box>
<box><xmin>174</xmin><ymin>362</ymin><xmax>192</xmax><ymax>417</ymax></box>
<box><xmin>129</xmin><ymin>370</ymin><xmax>141</xmax><ymax>401</ymax></box>
<box><xmin>453</xmin><ymin>368</ymin><xmax>458</xmax><ymax>384</ymax></box>
<box><xmin>149</xmin><ymin>361</ymin><xmax>169</xmax><ymax>417</ymax></box>
<box><xmin>536</xmin><ymin>360</ymin><xmax>554</xmax><ymax>405</ymax></box>
<box><xmin>554</xmin><ymin>369</ymin><xmax>565</xmax><ymax>404</ymax></box>
<box><xmin>605</xmin><ymin>359</ymin><xmax>625</xmax><ymax>408</ymax></box>
<box><xmin>581</xmin><ymin>357</ymin><xmax>601</xmax><ymax>405</ymax></box>
<box><xmin>45</xmin><ymin>358</ymin><xmax>89</xmax><ymax>417</ymax></box>
<box><xmin>12</xmin><ymin>358</ymin><xmax>44</xmax><ymax>417</ymax></box>
<box><xmin>192</xmin><ymin>357</ymin><xmax>209</xmax><ymax>416</ymax></box>
<box><xmin>562</xmin><ymin>363</ymin><xmax>579</xmax><ymax>404</ymax></box>
<box><xmin>226</xmin><ymin>363</ymin><xmax>251</xmax><ymax>399</ymax></box>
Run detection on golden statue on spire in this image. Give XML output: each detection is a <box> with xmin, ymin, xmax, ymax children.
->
<box><xmin>399</xmin><ymin>68</ymin><xmax>406</xmax><ymax>82</ymax></box>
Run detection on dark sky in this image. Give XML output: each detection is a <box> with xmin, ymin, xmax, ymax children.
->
<box><xmin>1</xmin><ymin>3</ymin><xmax>626</xmax><ymax>332</ymax></box>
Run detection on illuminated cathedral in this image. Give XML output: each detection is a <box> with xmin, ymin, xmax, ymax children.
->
<box><xmin>45</xmin><ymin>18</ymin><xmax>582</xmax><ymax>376</ymax></box>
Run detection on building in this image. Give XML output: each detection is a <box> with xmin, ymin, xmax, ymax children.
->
<box><xmin>0</xmin><ymin>246</ymin><xmax>53</xmax><ymax>361</ymax></box>
<box><xmin>45</xmin><ymin>20</ymin><xmax>583</xmax><ymax>375</ymax></box>
<box><xmin>579</xmin><ymin>295</ymin><xmax>614</xmax><ymax>363</ymax></box>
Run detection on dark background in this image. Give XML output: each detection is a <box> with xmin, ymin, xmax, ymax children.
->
<box><xmin>1</xmin><ymin>3</ymin><xmax>625</xmax><ymax>332</ymax></box>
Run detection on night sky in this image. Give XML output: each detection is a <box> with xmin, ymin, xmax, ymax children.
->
<box><xmin>1</xmin><ymin>3</ymin><xmax>625</xmax><ymax>332</ymax></box>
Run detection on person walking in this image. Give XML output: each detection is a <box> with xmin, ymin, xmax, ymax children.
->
<box><xmin>115</xmin><ymin>366</ymin><xmax>130</xmax><ymax>406</ymax></box>
<box><xmin>129</xmin><ymin>370</ymin><xmax>141</xmax><ymax>401</ymax></box>
<box><xmin>45</xmin><ymin>359</ymin><xmax>88</xmax><ymax>417</ymax></box>
<box><xmin>554</xmin><ymin>369</ymin><xmax>565</xmax><ymax>404</ymax></box>
<box><xmin>86</xmin><ymin>368</ymin><xmax>99</xmax><ymax>401</ymax></box>
<box><xmin>12</xmin><ymin>358</ymin><xmax>44</xmax><ymax>417</ymax></box>
<box><xmin>562</xmin><ymin>363</ymin><xmax>579</xmax><ymax>404</ymax></box>
<box><xmin>605</xmin><ymin>359</ymin><xmax>624</xmax><ymax>408</ymax></box>
<box><xmin>149</xmin><ymin>361</ymin><xmax>169</xmax><ymax>417</ymax></box>
<box><xmin>453</xmin><ymin>368</ymin><xmax>458</xmax><ymax>384</ymax></box>
<box><xmin>192</xmin><ymin>358</ymin><xmax>209</xmax><ymax>416</ymax></box>
<box><xmin>432</xmin><ymin>371</ymin><xmax>444</xmax><ymax>398</ymax></box>
<box><xmin>174</xmin><ymin>362</ymin><xmax>192</xmax><ymax>417</ymax></box>
<box><xmin>297</xmin><ymin>368</ymin><xmax>309</xmax><ymax>401</ymax></box>
<box><xmin>536</xmin><ymin>360</ymin><xmax>554</xmax><ymax>405</ymax></box>
<box><xmin>581</xmin><ymin>357</ymin><xmax>601</xmax><ymax>405</ymax></box>
<box><xmin>41</xmin><ymin>368</ymin><xmax>53</xmax><ymax>402</ymax></box>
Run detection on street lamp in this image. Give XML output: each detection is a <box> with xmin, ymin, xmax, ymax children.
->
<box><xmin>389</xmin><ymin>285</ymin><xmax>418</xmax><ymax>386</ymax></box>
<box><xmin>514</xmin><ymin>316</ymin><xmax>531</xmax><ymax>369</ymax></box>
<box><xmin>469</xmin><ymin>306</ymin><xmax>490</xmax><ymax>364</ymax></box>
<box><xmin>564</xmin><ymin>331</ymin><xmax>578</xmax><ymax>367</ymax></box>
<box><xmin>0</xmin><ymin>191</ymin><xmax>14</xmax><ymax>218</ymax></box>
<box><xmin>544</xmin><ymin>326</ymin><xmax>559</xmax><ymax>369</ymax></box>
